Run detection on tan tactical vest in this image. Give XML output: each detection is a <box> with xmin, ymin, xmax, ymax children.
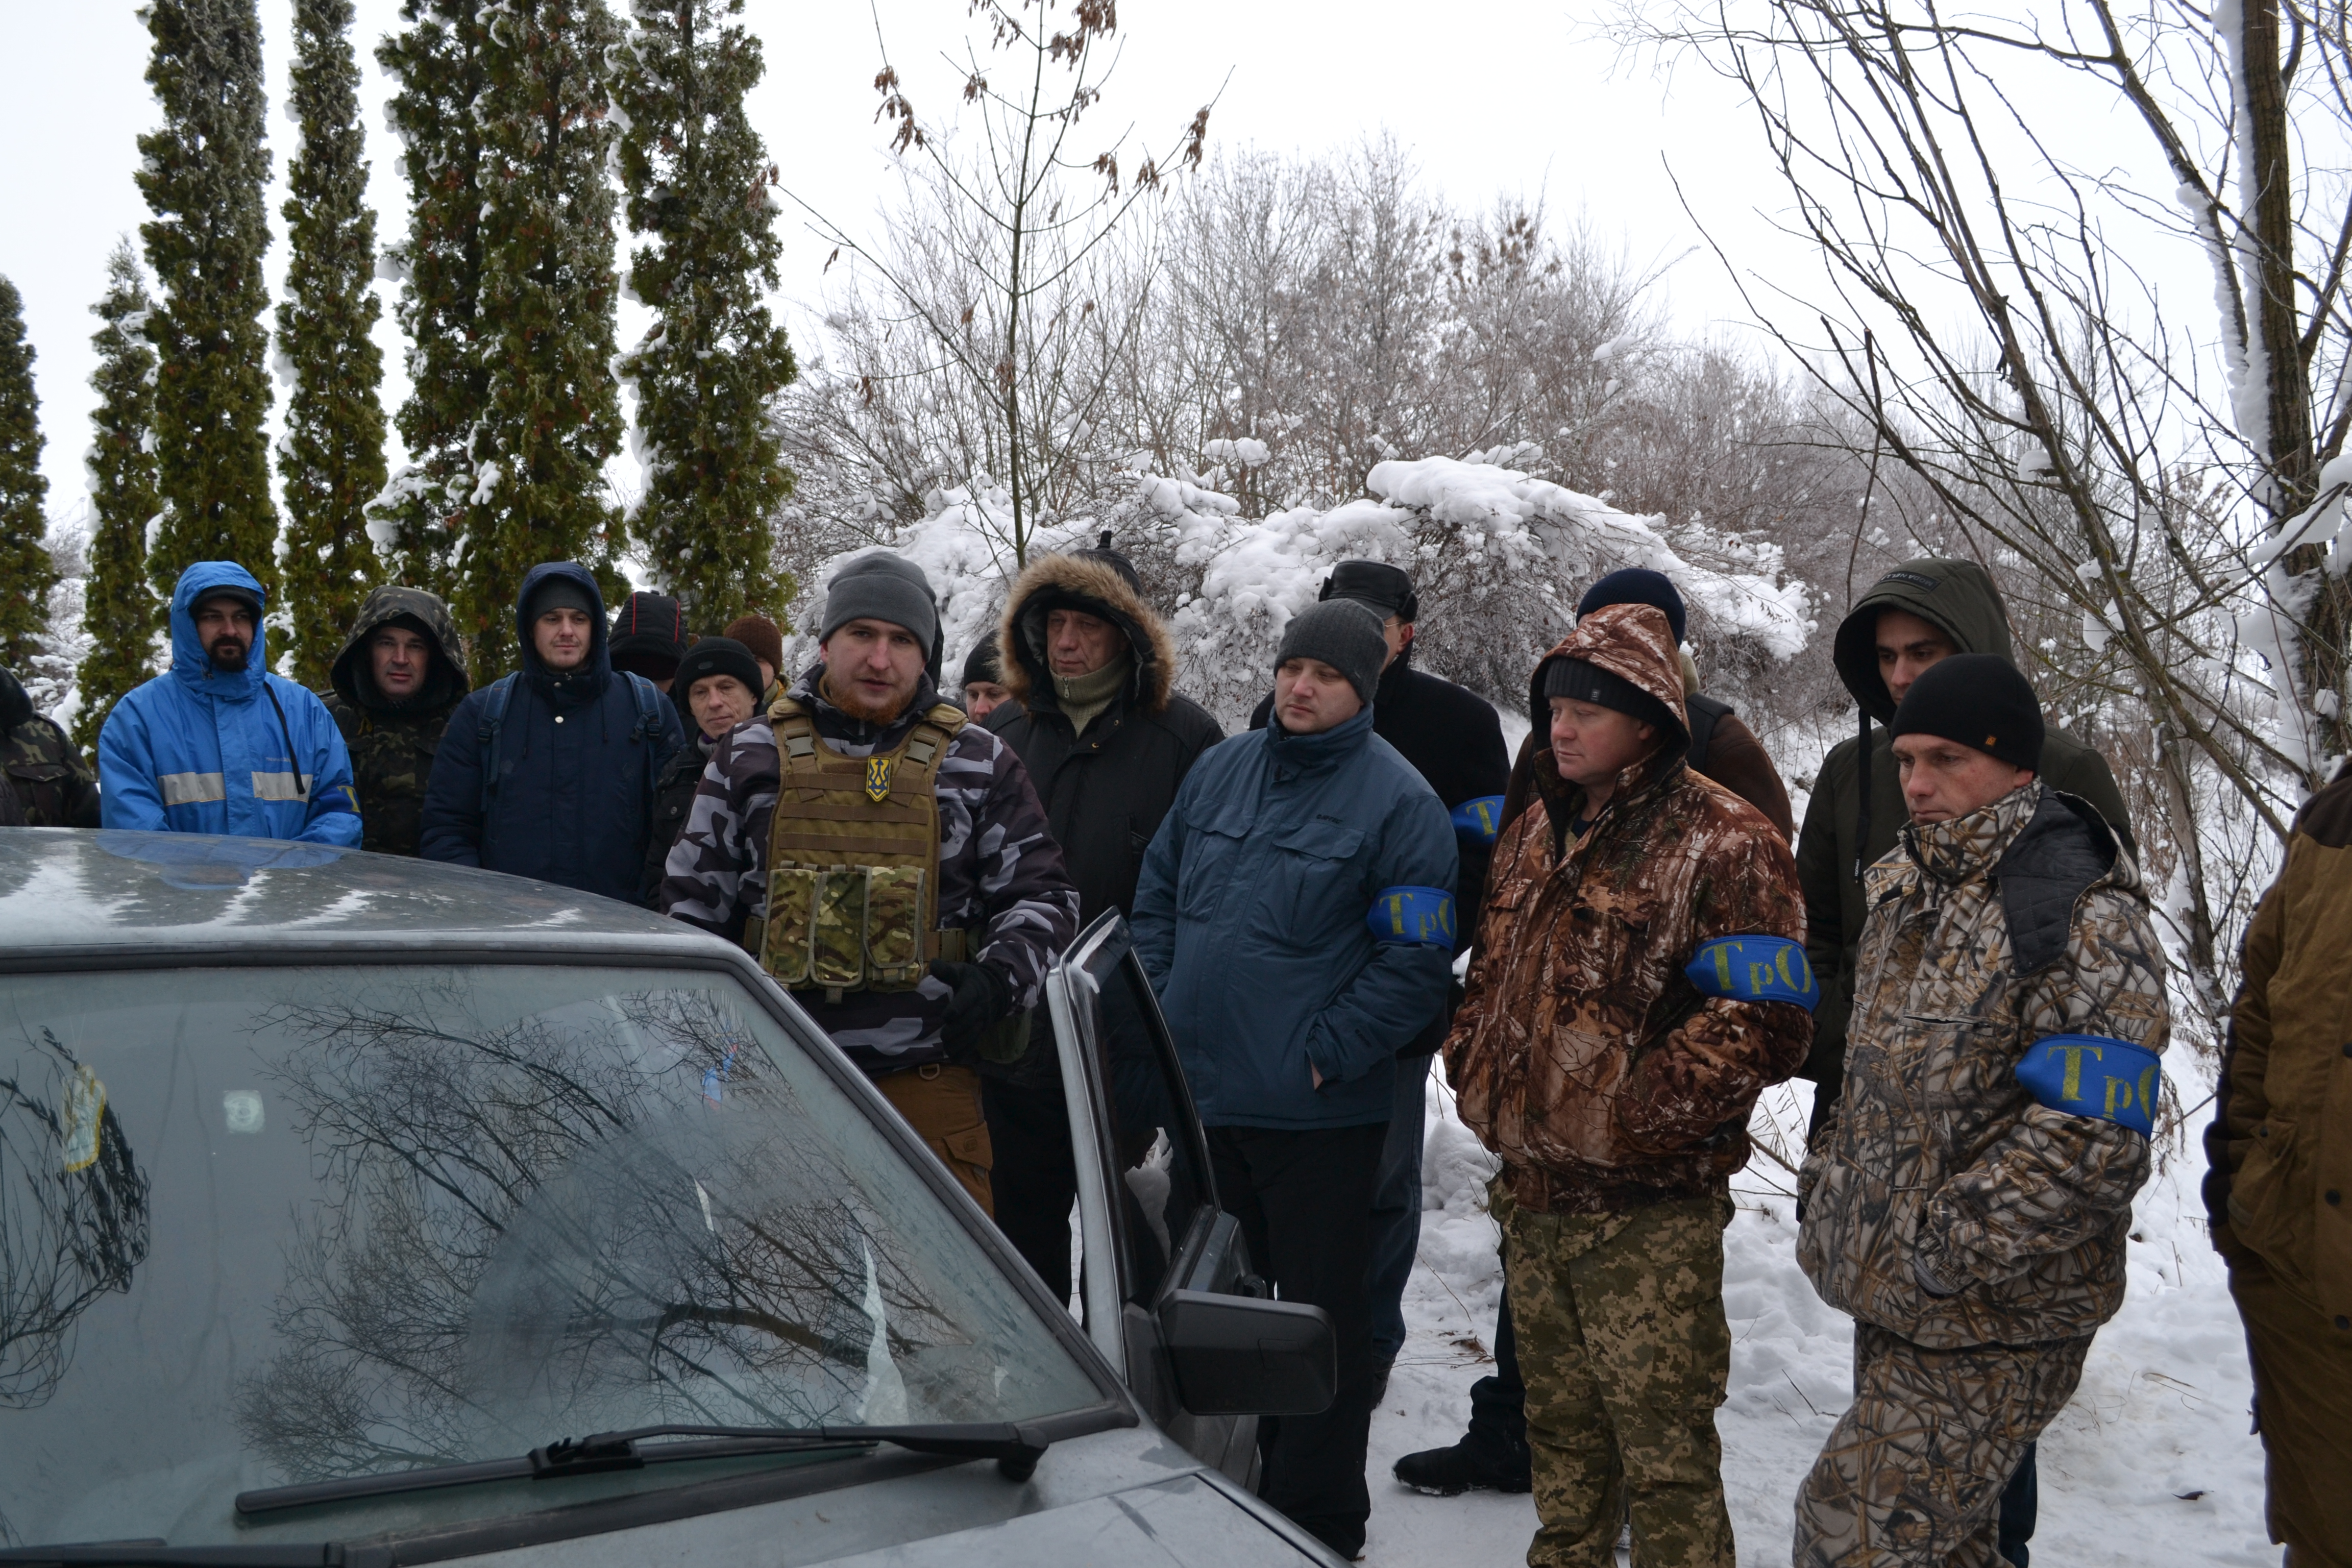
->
<box><xmin>750</xmin><ymin>696</ymin><xmax>976</xmax><ymax>1000</ymax></box>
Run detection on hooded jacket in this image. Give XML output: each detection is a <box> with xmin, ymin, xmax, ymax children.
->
<box><xmin>1797</xmin><ymin>782</ymin><xmax>2166</xmax><ymax>1348</ymax></box>
<box><xmin>1</xmin><ymin>666</ymin><xmax>99</xmax><ymax>828</ymax></box>
<box><xmin>1797</xmin><ymin>558</ymin><xmax>2136</xmax><ymax>1096</ymax></box>
<box><xmin>1443</xmin><ymin>604</ymin><xmax>1811</xmax><ymax>1215</ymax></box>
<box><xmin>1132</xmin><ymin>702</ymin><xmax>1458</xmax><ymax>1132</ymax></box>
<box><xmin>97</xmin><ymin>562</ymin><xmax>361</xmax><ymax>845</ymax></box>
<box><xmin>2204</xmin><ymin>766</ymin><xmax>2352</xmax><ymax>1324</ymax></box>
<box><xmin>986</xmin><ymin>551</ymin><xmax>1225</xmax><ymax>927</ymax></box>
<box><xmin>418</xmin><ymin>562</ymin><xmax>685</xmax><ymax>901</ymax></box>
<box><xmin>659</xmin><ymin>663</ymin><xmax>1080</xmax><ymax>1074</ymax></box>
<box><xmin>319</xmin><ymin>586</ymin><xmax>471</xmax><ymax>857</ymax></box>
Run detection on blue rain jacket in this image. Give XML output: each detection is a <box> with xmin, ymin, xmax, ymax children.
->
<box><xmin>1132</xmin><ymin>705</ymin><xmax>1458</xmax><ymax>1131</ymax></box>
<box><xmin>99</xmin><ymin>561</ymin><xmax>361</xmax><ymax>846</ymax></box>
<box><xmin>419</xmin><ymin>562</ymin><xmax>684</xmax><ymax>903</ymax></box>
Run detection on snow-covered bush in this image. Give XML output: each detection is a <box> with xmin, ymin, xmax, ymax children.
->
<box><xmin>779</xmin><ymin>456</ymin><xmax>1811</xmax><ymax>731</ymax></box>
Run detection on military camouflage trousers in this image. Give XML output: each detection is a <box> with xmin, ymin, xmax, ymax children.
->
<box><xmin>1794</xmin><ymin>1323</ymin><xmax>2089</xmax><ymax>1566</ymax></box>
<box><xmin>1503</xmin><ymin>1187</ymin><xmax>1736</xmax><ymax>1568</ymax></box>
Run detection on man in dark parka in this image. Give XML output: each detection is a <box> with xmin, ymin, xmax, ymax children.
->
<box><xmin>319</xmin><ymin>586</ymin><xmax>470</xmax><ymax>857</ymax></box>
<box><xmin>982</xmin><ymin>541</ymin><xmax>1222</xmax><ymax>1296</ymax></box>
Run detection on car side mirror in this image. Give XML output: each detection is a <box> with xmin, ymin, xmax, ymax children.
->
<box><xmin>1156</xmin><ymin>1289</ymin><xmax>1336</xmax><ymax>1417</ymax></box>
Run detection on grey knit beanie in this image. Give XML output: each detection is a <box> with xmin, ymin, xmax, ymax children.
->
<box><xmin>819</xmin><ymin>552</ymin><xmax>940</xmax><ymax>655</ymax></box>
<box><xmin>1274</xmin><ymin>598</ymin><xmax>1388</xmax><ymax>708</ymax></box>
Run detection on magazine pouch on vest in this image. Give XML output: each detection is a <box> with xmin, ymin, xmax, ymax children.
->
<box><xmin>755</xmin><ymin>697</ymin><xmax>967</xmax><ymax>999</ymax></box>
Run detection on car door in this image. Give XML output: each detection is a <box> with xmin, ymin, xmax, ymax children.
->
<box><xmin>1044</xmin><ymin>910</ymin><xmax>1262</xmax><ymax>1486</ymax></box>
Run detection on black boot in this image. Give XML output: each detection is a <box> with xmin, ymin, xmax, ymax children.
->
<box><xmin>1390</xmin><ymin>1422</ymin><xmax>1532</xmax><ymax>1496</ymax></box>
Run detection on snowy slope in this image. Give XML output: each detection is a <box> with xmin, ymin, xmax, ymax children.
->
<box><xmin>1362</xmin><ymin>1064</ymin><xmax>2274</xmax><ymax>1566</ymax></box>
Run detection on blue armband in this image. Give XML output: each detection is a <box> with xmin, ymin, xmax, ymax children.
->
<box><xmin>1367</xmin><ymin>886</ymin><xmax>1456</xmax><ymax>946</ymax></box>
<box><xmin>319</xmin><ymin>782</ymin><xmax>360</xmax><ymax>814</ymax></box>
<box><xmin>1450</xmin><ymin>796</ymin><xmax>1506</xmax><ymax>844</ymax></box>
<box><xmin>1685</xmin><ymin>935</ymin><xmax>1820</xmax><ymax>1011</ymax></box>
<box><xmin>2016</xmin><ymin>1034</ymin><xmax>2161</xmax><ymax>1137</ymax></box>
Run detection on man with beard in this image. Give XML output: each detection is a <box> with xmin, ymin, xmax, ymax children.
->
<box><xmin>99</xmin><ymin>561</ymin><xmax>360</xmax><ymax>844</ymax></box>
<box><xmin>318</xmin><ymin>586</ymin><xmax>471</xmax><ymax>856</ymax></box>
<box><xmin>660</xmin><ymin>552</ymin><xmax>1080</xmax><ymax>1213</ymax></box>
<box><xmin>420</xmin><ymin>562</ymin><xmax>685</xmax><ymax>901</ymax></box>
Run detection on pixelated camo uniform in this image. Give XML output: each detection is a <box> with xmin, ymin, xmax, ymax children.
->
<box><xmin>1797</xmin><ymin>780</ymin><xmax>2168</xmax><ymax>1349</ymax></box>
<box><xmin>659</xmin><ymin>667</ymin><xmax>1079</xmax><ymax>1074</ymax></box>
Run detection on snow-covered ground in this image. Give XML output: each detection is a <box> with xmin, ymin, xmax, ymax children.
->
<box><xmin>1362</xmin><ymin>1063</ymin><xmax>2276</xmax><ymax>1566</ymax></box>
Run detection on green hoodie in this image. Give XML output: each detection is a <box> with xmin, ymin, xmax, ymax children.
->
<box><xmin>1795</xmin><ymin>558</ymin><xmax>2137</xmax><ymax>1101</ymax></box>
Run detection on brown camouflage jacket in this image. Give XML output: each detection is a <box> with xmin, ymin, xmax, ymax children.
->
<box><xmin>659</xmin><ymin>666</ymin><xmax>1079</xmax><ymax>1075</ymax></box>
<box><xmin>1443</xmin><ymin>606</ymin><xmax>1812</xmax><ymax>1215</ymax></box>
<box><xmin>320</xmin><ymin>586</ymin><xmax>471</xmax><ymax>857</ymax></box>
<box><xmin>1</xmin><ymin>668</ymin><xmax>100</xmax><ymax>828</ymax></box>
<box><xmin>1798</xmin><ymin>782</ymin><xmax>2167</xmax><ymax>1349</ymax></box>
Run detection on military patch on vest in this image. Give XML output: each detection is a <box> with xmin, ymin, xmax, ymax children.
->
<box><xmin>2016</xmin><ymin>1033</ymin><xmax>2160</xmax><ymax>1136</ymax></box>
<box><xmin>1686</xmin><ymin>935</ymin><xmax>1820</xmax><ymax>1011</ymax></box>
<box><xmin>865</xmin><ymin>756</ymin><xmax>895</xmax><ymax>803</ymax></box>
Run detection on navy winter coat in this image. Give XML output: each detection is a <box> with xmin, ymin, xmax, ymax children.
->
<box><xmin>419</xmin><ymin>562</ymin><xmax>685</xmax><ymax>902</ymax></box>
<box><xmin>1131</xmin><ymin>705</ymin><xmax>1458</xmax><ymax>1132</ymax></box>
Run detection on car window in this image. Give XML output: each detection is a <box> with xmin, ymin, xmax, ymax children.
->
<box><xmin>1066</xmin><ymin>935</ymin><xmax>1214</xmax><ymax>1306</ymax></box>
<box><xmin>0</xmin><ymin>964</ymin><xmax>1102</xmax><ymax>1549</ymax></box>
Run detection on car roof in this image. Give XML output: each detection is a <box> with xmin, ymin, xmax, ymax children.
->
<box><xmin>0</xmin><ymin>827</ymin><xmax>731</xmax><ymax>963</ymax></box>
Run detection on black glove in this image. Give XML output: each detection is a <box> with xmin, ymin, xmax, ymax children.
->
<box><xmin>930</xmin><ymin>959</ymin><xmax>1014</xmax><ymax>1061</ymax></box>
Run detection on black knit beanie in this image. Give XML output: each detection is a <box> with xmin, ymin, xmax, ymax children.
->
<box><xmin>1888</xmin><ymin>653</ymin><xmax>2044</xmax><ymax>771</ymax></box>
<box><xmin>1275</xmin><ymin>598</ymin><xmax>1388</xmax><ymax>708</ymax></box>
<box><xmin>1539</xmin><ymin>655</ymin><xmax>1679</xmax><ymax>741</ymax></box>
<box><xmin>1578</xmin><ymin>569</ymin><xmax>1687</xmax><ymax>646</ymax></box>
<box><xmin>670</xmin><ymin>637</ymin><xmax>765</xmax><ymax>723</ymax></box>
<box><xmin>1320</xmin><ymin>560</ymin><xmax>1417</xmax><ymax>623</ymax></box>
<box><xmin>962</xmin><ymin>630</ymin><xmax>1005</xmax><ymax>689</ymax></box>
<box><xmin>609</xmin><ymin>591</ymin><xmax>689</xmax><ymax>680</ymax></box>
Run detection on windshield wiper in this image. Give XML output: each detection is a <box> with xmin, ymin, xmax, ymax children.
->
<box><xmin>234</xmin><ymin>1420</ymin><xmax>1056</xmax><ymax>1517</ymax></box>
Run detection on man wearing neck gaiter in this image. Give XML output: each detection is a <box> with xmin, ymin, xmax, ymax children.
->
<box><xmin>979</xmin><ymin>541</ymin><xmax>1223</xmax><ymax>1297</ymax></box>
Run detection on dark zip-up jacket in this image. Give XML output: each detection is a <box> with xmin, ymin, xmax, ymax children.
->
<box><xmin>1796</xmin><ymin>558</ymin><xmax>2136</xmax><ymax>1098</ymax></box>
<box><xmin>419</xmin><ymin>562</ymin><xmax>685</xmax><ymax>902</ymax></box>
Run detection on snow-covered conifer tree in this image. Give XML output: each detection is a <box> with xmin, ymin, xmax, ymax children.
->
<box><xmin>277</xmin><ymin>0</ymin><xmax>386</xmax><ymax>688</ymax></box>
<box><xmin>0</xmin><ymin>276</ymin><xmax>55</xmax><ymax>674</ymax></box>
<box><xmin>462</xmin><ymin>0</ymin><xmax>627</xmax><ymax>673</ymax></box>
<box><xmin>375</xmin><ymin>0</ymin><xmax>492</xmax><ymax>597</ymax></box>
<box><xmin>136</xmin><ymin>0</ymin><xmax>277</xmax><ymax>600</ymax></box>
<box><xmin>615</xmin><ymin>0</ymin><xmax>798</xmax><ymax>626</ymax></box>
<box><xmin>77</xmin><ymin>243</ymin><xmax>163</xmax><ymax>751</ymax></box>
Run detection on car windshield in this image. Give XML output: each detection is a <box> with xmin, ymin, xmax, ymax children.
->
<box><xmin>0</xmin><ymin>963</ymin><xmax>1102</xmax><ymax>1548</ymax></box>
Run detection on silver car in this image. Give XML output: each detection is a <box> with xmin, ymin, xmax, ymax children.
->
<box><xmin>0</xmin><ymin>829</ymin><xmax>1340</xmax><ymax>1566</ymax></box>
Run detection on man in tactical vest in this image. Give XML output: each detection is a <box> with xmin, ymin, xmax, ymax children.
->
<box><xmin>1247</xmin><ymin>561</ymin><xmax>1509</xmax><ymax>1399</ymax></box>
<box><xmin>320</xmin><ymin>586</ymin><xmax>471</xmax><ymax>857</ymax></box>
<box><xmin>1397</xmin><ymin>567</ymin><xmax>1794</xmax><ymax>1500</ymax></box>
<box><xmin>660</xmin><ymin>552</ymin><xmax>1080</xmax><ymax>1214</ymax></box>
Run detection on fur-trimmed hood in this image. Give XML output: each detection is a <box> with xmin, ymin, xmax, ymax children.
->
<box><xmin>997</xmin><ymin>551</ymin><xmax>1179</xmax><ymax>715</ymax></box>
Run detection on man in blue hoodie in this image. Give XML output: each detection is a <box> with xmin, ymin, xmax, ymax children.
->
<box><xmin>99</xmin><ymin>561</ymin><xmax>360</xmax><ymax>845</ymax></box>
<box><xmin>1132</xmin><ymin>597</ymin><xmax>1458</xmax><ymax>1560</ymax></box>
<box><xmin>420</xmin><ymin>562</ymin><xmax>684</xmax><ymax>902</ymax></box>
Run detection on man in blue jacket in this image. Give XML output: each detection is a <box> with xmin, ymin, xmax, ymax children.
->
<box><xmin>1132</xmin><ymin>597</ymin><xmax>1458</xmax><ymax>1560</ymax></box>
<box><xmin>100</xmin><ymin>561</ymin><xmax>360</xmax><ymax>845</ymax></box>
<box><xmin>420</xmin><ymin>562</ymin><xmax>684</xmax><ymax>902</ymax></box>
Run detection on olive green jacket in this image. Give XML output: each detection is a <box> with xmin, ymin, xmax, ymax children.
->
<box><xmin>317</xmin><ymin>587</ymin><xmax>471</xmax><ymax>857</ymax></box>
<box><xmin>1795</xmin><ymin>559</ymin><xmax>2136</xmax><ymax>1095</ymax></box>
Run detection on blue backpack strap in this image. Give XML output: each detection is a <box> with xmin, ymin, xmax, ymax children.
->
<box><xmin>1366</xmin><ymin>886</ymin><xmax>1457</xmax><ymax>947</ymax></box>
<box><xmin>622</xmin><ymin>671</ymin><xmax>666</xmax><ymax>800</ymax></box>
<box><xmin>475</xmin><ymin>673</ymin><xmax>520</xmax><ymax>819</ymax></box>
<box><xmin>1685</xmin><ymin>934</ymin><xmax>1820</xmax><ymax>1011</ymax></box>
<box><xmin>2016</xmin><ymin>1034</ymin><xmax>2161</xmax><ymax>1136</ymax></box>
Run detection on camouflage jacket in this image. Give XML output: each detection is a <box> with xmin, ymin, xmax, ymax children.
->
<box><xmin>1443</xmin><ymin>607</ymin><xmax>1812</xmax><ymax>1215</ymax></box>
<box><xmin>660</xmin><ymin>666</ymin><xmax>1080</xmax><ymax>1074</ymax></box>
<box><xmin>1797</xmin><ymin>782</ymin><xmax>2167</xmax><ymax>1349</ymax></box>
<box><xmin>1</xmin><ymin>668</ymin><xmax>100</xmax><ymax>828</ymax></box>
<box><xmin>319</xmin><ymin>696</ymin><xmax>454</xmax><ymax>858</ymax></box>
